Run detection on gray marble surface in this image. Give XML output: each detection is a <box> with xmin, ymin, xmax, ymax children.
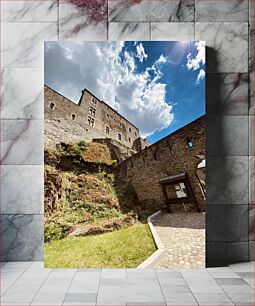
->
<box><xmin>249</xmin><ymin>156</ymin><xmax>254</xmax><ymax>205</ymax></box>
<box><xmin>59</xmin><ymin>1</ymin><xmax>107</xmax><ymax>40</ymax></box>
<box><xmin>206</xmin><ymin>116</ymin><xmax>248</xmax><ymax>156</ymax></box>
<box><xmin>195</xmin><ymin>0</ymin><xmax>248</xmax><ymax>22</ymax></box>
<box><xmin>1</xmin><ymin>22</ymin><xmax>58</xmax><ymax>68</ymax></box>
<box><xmin>249</xmin><ymin>241</ymin><xmax>254</xmax><ymax>260</ymax></box>
<box><xmin>249</xmin><ymin>70</ymin><xmax>254</xmax><ymax>115</ymax></box>
<box><xmin>1</xmin><ymin>68</ymin><xmax>43</xmax><ymax>119</ymax></box>
<box><xmin>206</xmin><ymin>205</ymin><xmax>249</xmax><ymax>242</ymax></box>
<box><xmin>0</xmin><ymin>215</ymin><xmax>44</xmax><ymax>261</ymax></box>
<box><xmin>250</xmin><ymin>0</ymin><xmax>254</xmax><ymax>22</ymax></box>
<box><xmin>108</xmin><ymin>0</ymin><xmax>195</xmax><ymax>22</ymax></box>
<box><xmin>249</xmin><ymin>204</ymin><xmax>254</xmax><ymax>241</ymax></box>
<box><xmin>227</xmin><ymin>242</ymin><xmax>249</xmax><ymax>262</ymax></box>
<box><xmin>195</xmin><ymin>22</ymin><xmax>248</xmax><ymax>73</ymax></box>
<box><xmin>1</xmin><ymin>120</ymin><xmax>43</xmax><ymax>165</ymax></box>
<box><xmin>206</xmin><ymin>242</ymin><xmax>228</xmax><ymax>266</ymax></box>
<box><xmin>206</xmin><ymin>156</ymin><xmax>249</xmax><ymax>205</ymax></box>
<box><xmin>109</xmin><ymin>22</ymin><xmax>150</xmax><ymax>40</ymax></box>
<box><xmin>249</xmin><ymin>116</ymin><xmax>254</xmax><ymax>155</ymax></box>
<box><xmin>206</xmin><ymin>73</ymin><xmax>249</xmax><ymax>116</ymax></box>
<box><xmin>1</xmin><ymin>165</ymin><xmax>43</xmax><ymax>214</ymax></box>
<box><xmin>1</xmin><ymin>0</ymin><xmax>58</xmax><ymax>22</ymax></box>
<box><xmin>249</xmin><ymin>26</ymin><xmax>254</xmax><ymax>114</ymax></box>
<box><xmin>1</xmin><ymin>262</ymin><xmax>254</xmax><ymax>305</ymax></box>
<box><xmin>151</xmin><ymin>22</ymin><xmax>195</xmax><ymax>40</ymax></box>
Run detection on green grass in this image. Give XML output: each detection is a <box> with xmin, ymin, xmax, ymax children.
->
<box><xmin>44</xmin><ymin>224</ymin><xmax>156</xmax><ymax>268</ymax></box>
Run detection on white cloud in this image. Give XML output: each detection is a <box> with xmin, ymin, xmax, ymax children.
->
<box><xmin>186</xmin><ymin>41</ymin><xmax>205</xmax><ymax>71</ymax></box>
<box><xmin>196</xmin><ymin>69</ymin><xmax>205</xmax><ymax>83</ymax></box>
<box><xmin>136</xmin><ymin>43</ymin><xmax>148</xmax><ymax>63</ymax></box>
<box><xmin>155</xmin><ymin>54</ymin><xmax>167</xmax><ymax>65</ymax></box>
<box><xmin>45</xmin><ymin>41</ymin><xmax>173</xmax><ymax>138</ymax></box>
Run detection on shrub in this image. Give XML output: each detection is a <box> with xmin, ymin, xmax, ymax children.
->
<box><xmin>44</xmin><ymin>222</ymin><xmax>69</xmax><ymax>242</ymax></box>
<box><xmin>70</xmin><ymin>200</ymin><xmax>122</xmax><ymax>222</ymax></box>
<box><xmin>53</xmin><ymin>208</ymin><xmax>92</xmax><ymax>225</ymax></box>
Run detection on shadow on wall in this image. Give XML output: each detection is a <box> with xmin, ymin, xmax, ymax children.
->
<box><xmin>205</xmin><ymin>46</ymin><xmax>250</xmax><ymax>266</ymax></box>
<box><xmin>206</xmin><ymin>47</ymin><xmax>223</xmax><ymax>268</ymax></box>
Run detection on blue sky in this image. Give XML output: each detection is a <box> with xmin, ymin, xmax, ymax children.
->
<box><xmin>45</xmin><ymin>41</ymin><xmax>205</xmax><ymax>143</ymax></box>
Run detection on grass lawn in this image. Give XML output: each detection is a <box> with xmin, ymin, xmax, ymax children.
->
<box><xmin>44</xmin><ymin>224</ymin><xmax>156</xmax><ymax>268</ymax></box>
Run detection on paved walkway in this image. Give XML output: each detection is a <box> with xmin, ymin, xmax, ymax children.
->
<box><xmin>1</xmin><ymin>261</ymin><xmax>254</xmax><ymax>305</ymax></box>
<box><xmin>153</xmin><ymin>212</ymin><xmax>205</xmax><ymax>269</ymax></box>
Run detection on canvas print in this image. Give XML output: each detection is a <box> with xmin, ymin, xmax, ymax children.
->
<box><xmin>44</xmin><ymin>41</ymin><xmax>205</xmax><ymax>268</ymax></box>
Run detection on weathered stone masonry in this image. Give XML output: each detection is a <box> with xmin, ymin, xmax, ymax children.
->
<box><xmin>118</xmin><ymin>116</ymin><xmax>206</xmax><ymax>212</ymax></box>
<box><xmin>45</xmin><ymin>86</ymin><xmax>205</xmax><ymax>212</ymax></box>
<box><xmin>45</xmin><ymin>85</ymin><xmax>149</xmax><ymax>152</ymax></box>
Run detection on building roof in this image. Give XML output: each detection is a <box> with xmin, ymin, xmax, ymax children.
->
<box><xmin>159</xmin><ymin>172</ymin><xmax>187</xmax><ymax>184</ymax></box>
<box><xmin>44</xmin><ymin>84</ymin><xmax>77</xmax><ymax>105</ymax></box>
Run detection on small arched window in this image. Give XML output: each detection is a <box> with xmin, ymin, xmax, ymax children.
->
<box><xmin>187</xmin><ymin>138</ymin><xmax>193</xmax><ymax>148</ymax></box>
<box><xmin>49</xmin><ymin>102</ymin><xmax>55</xmax><ymax>110</ymax></box>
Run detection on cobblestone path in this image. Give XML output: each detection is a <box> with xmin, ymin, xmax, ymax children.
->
<box><xmin>153</xmin><ymin>212</ymin><xmax>205</xmax><ymax>269</ymax></box>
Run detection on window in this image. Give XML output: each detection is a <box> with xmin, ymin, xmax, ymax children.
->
<box><xmin>135</xmin><ymin>132</ymin><xmax>137</xmax><ymax>136</ymax></box>
<box><xmin>128</xmin><ymin>137</ymin><xmax>131</xmax><ymax>143</ymax></box>
<box><xmin>118</xmin><ymin>133</ymin><xmax>122</xmax><ymax>141</ymax></box>
<box><xmin>107</xmin><ymin>113</ymin><xmax>109</xmax><ymax>118</ymax></box>
<box><xmin>106</xmin><ymin>126</ymin><xmax>110</xmax><ymax>134</ymax></box>
<box><xmin>129</xmin><ymin>127</ymin><xmax>132</xmax><ymax>133</ymax></box>
<box><xmin>88</xmin><ymin>116</ymin><xmax>94</xmax><ymax>127</ymax></box>
<box><xmin>165</xmin><ymin>182</ymin><xmax>188</xmax><ymax>199</ymax></box>
<box><xmin>187</xmin><ymin>139</ymin><xmax>193</xmax><ymax>148</ymax></box>
<box><xmin>71</xmin><ymin>114</ymin><xmax>76</xmax><ymax>120</ymax></box>
<box><xmin>89</xmin><ymin>107</ymin><xmax>96</xmax><ymax>116</ymax></box>
<box><xmin>91</xmin><ymin>98</ymin><xmax>97</xmax><ymax>106</ymax></box>
<box><xmin>153</xmin><ymin>153</ymin><xmax>157</xmax><ymax>160</ymax></box>
<box><xmin>49</xmin><ymin>102</ymin><xmax>55</xmax><ymax>110</ymax></box>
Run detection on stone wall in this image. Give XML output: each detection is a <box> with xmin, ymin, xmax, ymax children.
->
<box><xmin>44</xmin><ymin>86</ymin><xmax>142</xmax><ymax>150</ymax></box>
<box><xmin>118</xmin><ymin>116</ymin><xmax>206</xmax><ymax>212</ymax></box>
<box><xmin>133</xmin><ymin>137</ymin><xmax>151</xmax><ymax>151</ymax></box>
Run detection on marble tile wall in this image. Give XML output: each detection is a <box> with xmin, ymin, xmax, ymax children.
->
<box><xmin>0</xmin><ymin>0</ymin><xmax>253</xmax><ymax>265</ymax></box>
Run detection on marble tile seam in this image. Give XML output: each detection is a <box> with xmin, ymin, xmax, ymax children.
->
<box><xmin>108</xmin><ymin>21</ymin><xmax>250</xmax><ymax>24</ymax></box>
<box><xmin>0</xmin><ymin>213</ymin><xmax>44</xmax><ymax>215</ymax></box>
<box><xmin>94</xmin><ymin>269</ymin><xmax>103</xmax><ymax>306</ymax></box>
<box><xmin>28</xmin><ymin>267</ymin><xmax>59</xmax><ymax>305</ymax></box>
<box><xmin>154</xmin><ymin>270</ymin><xmax>168</xmax><ymax>306</ymax></box>
<box><xmin>0</xmin><ymin>21</ymin><xmax>58</xmax><ymax>24</ymax></box>
<box><xmin>0</xmin><ymin>118</ymin><xmax>43</xmax><ymax>121</ymax></box>
<box><xmin>34</xmin><ymin>267</ymin><xmax>78</xmax><ymax>305</ymax></box>
<box><xmin>0</xmin><ymin>261</ymin><xmax>34</xmax><ymax>295</ymax></box>
<box><xmin>0</xmin><ymin>164</ymin><xmax>44</xmax><ymax>166</ymax></box>
<box><xmin>174</xmin><ymin>269</ymin><xmax>200</xmax><ymax>306</ymax></box>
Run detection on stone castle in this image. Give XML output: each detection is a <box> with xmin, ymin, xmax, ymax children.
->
<box><xmin>45</xmin><ymin>85</ymin><xmax>205</xmax><ymax>212</ymax></box>
<box><xmin>45</xmin><ymin>85</ymin><xmax>150</xmax><ymax>159</ymax></box>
